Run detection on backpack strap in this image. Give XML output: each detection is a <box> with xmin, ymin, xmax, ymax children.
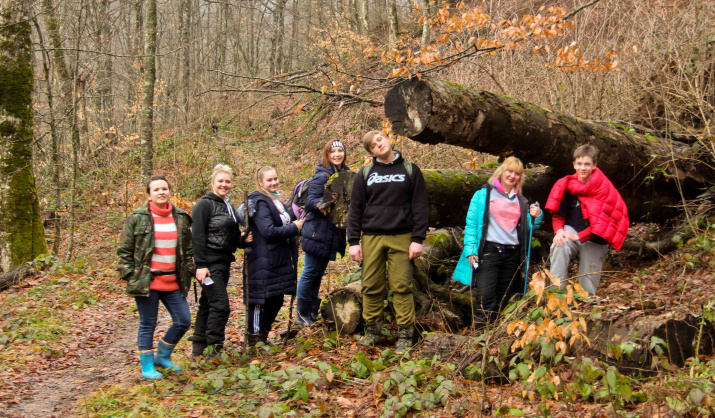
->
<box><xmin>361</xmin><ymin>163</ymin><xmax>374</xmax><ymax>179</ymax></box>
<box><xmin>404</xmin><ymin>161</ymin><xmax>413</xmax><ymax>178</ymax></box>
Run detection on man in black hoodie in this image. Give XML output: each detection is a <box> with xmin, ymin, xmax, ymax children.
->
<box><xmin>347</xmin><ymin>131</ymin><xmax>429</xmax><ymax>353</ymax></box>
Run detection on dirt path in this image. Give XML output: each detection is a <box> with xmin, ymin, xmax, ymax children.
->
<box><xmin>4</xmin><ymin>314</ymin><xmax>137</xmax><ymax>418</ymax></box>
<box><xmin>3</xmin><ymin>295</ymin><xmax>188</xmax><ymax>418</ymax></box>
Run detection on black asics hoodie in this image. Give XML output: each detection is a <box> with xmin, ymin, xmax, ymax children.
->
<box><xmin>347</xmin><ymin>151</ymin><xmax>428</xmax><ymax>245</ymax></box>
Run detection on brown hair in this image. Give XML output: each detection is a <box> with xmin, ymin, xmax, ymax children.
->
<box><xmin>254</xmin><ymin>166</ymin><xmax>277</xmax><ymax>197</ymax></box>
<box><xmin>490</xmin><ymin>156</ymin><xmax>525</xmax><ymax>191</ymax></box>
<box><xmin>146</xmin><ymin>175</ymin><xmax>171</xmax><ymax>193</ymax></box>
<box><xmin>320</xmin><ymin>140</ymin><xmax>348</xmax><ymax>169</ymax></box>
<box><xmin>361</xmin><ymin>130</ymin><xmax>383</xmax><ymax>153</ymax></box>
<box><xmin>573</xmin><ymin>144</ymin><xmax>599</xmax><ymax>164</ymax></box>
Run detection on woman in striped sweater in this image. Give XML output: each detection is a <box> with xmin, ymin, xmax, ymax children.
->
<box><xmin>117</xmin><ymin>175</ymin><xmax>195</xmax><ymax>379</ymax></box>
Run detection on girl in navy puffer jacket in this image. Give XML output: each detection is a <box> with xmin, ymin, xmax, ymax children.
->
<box><xmin>245</xmin><ymin>166</ymin><xmax>304</xmax><ymax>345</ymax></box>
<box><xmin>296</xmin><ymin>140</ymin><xmax>351</xmax><ymax>325</ymax></box>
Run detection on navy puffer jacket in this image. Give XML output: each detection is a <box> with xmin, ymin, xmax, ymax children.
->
<box><xmin>301</xmin><ymin>163</ymin><xmax>349</xmax><ymax>260</ymax></box>
<box><xmin>246</xmin><ymin>192</ymin><xmax>299</xmax><ymax>305</ymax></box>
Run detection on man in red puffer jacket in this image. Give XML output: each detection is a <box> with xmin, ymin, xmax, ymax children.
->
<box><xmin>544</xmin><ymin>144</ymin><xmax>629</xmax><ymax>295</ymax></box>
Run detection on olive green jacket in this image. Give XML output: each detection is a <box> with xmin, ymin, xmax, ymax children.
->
<box><xmin>117</xmin><ymin>204</ymin><xmax>196</xmax><ymax>297</ymax></box>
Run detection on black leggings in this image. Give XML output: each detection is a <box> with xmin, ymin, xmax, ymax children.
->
<box><xmin>472</xmin><ymin>242</ymin><xmax>521</xmax><ymax>325</ymax></box>
<box><xmin>246</xmin><ymin>295</ymin><xmax>284</xmax><ymax>335</ymax></box>
<box><xmin>192</xmin><ymin>262</ymin><xmax>231</xmax><ymax>346</ymax></box>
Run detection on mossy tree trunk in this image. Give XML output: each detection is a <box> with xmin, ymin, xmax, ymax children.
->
<box><xmin>0</xmin><ymin>2</ymin><xmax>49</xmax><ymax>271</ymax></box>
<box><xmin>385</xmin><ymin>77</ymin><xmax>715</xmax><ymax>222</ymax></box>
<box><xmin>321</xmin><ymin>169</ymin><xmax>554</xmax><ymax>230</ymax></box>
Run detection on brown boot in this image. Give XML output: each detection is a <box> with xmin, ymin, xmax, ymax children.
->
<box><xmin>361</xmin><ymin>322</ymin><xmax>382</xmax><ymax>347</ymax></box>
<box><xmin>395</xmin><ymin>325</ymin><xmax>415</xmax><ymax>354</ymax></box>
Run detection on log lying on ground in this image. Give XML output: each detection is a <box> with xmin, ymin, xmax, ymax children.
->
<box><xmin>0</xmin><ymin>263</ymin><xmax>41</xmax><ymax>292</ymax></box>
<box><xmin>321</xmin><ymin>169</ymin><xmax>554</xmax><ymax>229</ymax></box>
<box><xmin>580</xmin><ymin>309</ymin><xmax>715</xmax><ymax>368</ymax></box>
<box><xmin>416</xmin><ymin>307</ymin><xmax>715</xmax><ymax>383</ymax></box>
<box><xmin>384</xmin><ymin>77</ymin><xmax>715</xmax><ymax>222</ymax></box>
<box><xmin>416</xmin><ymin>228</ymin><xmax>463</xmax><ymax>284</ymax></box>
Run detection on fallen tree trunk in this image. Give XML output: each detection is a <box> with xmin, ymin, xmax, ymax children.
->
<box><xmin>384</xmin><ymin>77</ymin><xmax>715</xmax><ymax>222</ymax></box>
<box><xmin>0</xmin><ymin>263</ymin><xmax>40</xmax><ymax>292</ymax></box>
<box><xmin>0</xmin><ymin>262</ymin><xmax>45</xmax><ymax>292</ymax></box>
<box><xmin>581</xmin><ymin>309</ymin><xmax>715</xmax><ymax>368</ymax></box>
<box><xmin>321</xmin><ymin>169</ymin><xmax>554</xmax><ymax>229</ymax></box>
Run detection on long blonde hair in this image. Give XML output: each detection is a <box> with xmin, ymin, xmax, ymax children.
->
<box><xmin>490</xmin><ymin>156</ymin><xmax>525</xmax><ymax>191</ymax></box>
<box><xmin>254</xmin><ymin>166</ymin><xmax>277</xmax><ymax>197</ymax></box>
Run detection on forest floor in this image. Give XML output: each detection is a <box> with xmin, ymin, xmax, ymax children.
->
<box><xmin>1</xmin><ymin>213</ymin><xmax>713</xmax><ymax>417</ymax></box>
<box><xmin>3</xmin><ymin>116</ymin><xmax>715</xmax><ymax>417</ymax></box>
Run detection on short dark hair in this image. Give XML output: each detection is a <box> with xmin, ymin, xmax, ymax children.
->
<box><xmin>146</xmin><ymin>175</ymin><xmax>171</xmax><ymax>193</ymax></box>
<box><xmin>573</xmin><ymin>144</ymin><xmax>599</xmax><ymax>164</ymax></box>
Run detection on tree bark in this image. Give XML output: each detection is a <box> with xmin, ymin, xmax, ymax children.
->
<box><xmin>33</xmin><ymin>18</ymin><xmax>62</xmax><ymax>256</ymax></box>
<box><xmin>179</xmin><ymin>0</ymin><xmax>191</xmax><ymax>122</ymax></box>
<box><xmin>140</xmin><ymin>0</ymin><xmax>157</xmax><ymax>184</ymax></box>
<box><xmin>0</xmin><ymin>2</ymin><xmax>49</xmax><ymax>271</ymax></box>
<box><xmin>384</xmin><ymin>77</ymin><xmax>715</xmax><ymax>222</ymax></box>
<box><xmin>386</xmin><ymin>0</ymin><xmax>399</xmax><ymax>47</ymax></box>
<box><xmin>357</xmin><ymin>0</ymin><xmax>368</xmax><ymax>35</ymax></box>
<box><xmin>420</xmin><ymin>0</ymin><xmax>430</xmax><ymax>48</ymax></box>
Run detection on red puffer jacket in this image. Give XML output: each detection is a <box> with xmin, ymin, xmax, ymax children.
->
<box><xmin>545</xmin><ymin>168</ymin><xmax>629</xmax><ymax>251</ymax></box>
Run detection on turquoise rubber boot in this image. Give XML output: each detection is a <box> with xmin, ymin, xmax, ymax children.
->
<box><xmin>139</xmin><ymin>351</ymin><xmax>163</xmax><ymax>380</ymax></box>
<box><xmin>154</xmin><ymin>339</ymin><xmax>182</xmax><ymax>372</ymax></box>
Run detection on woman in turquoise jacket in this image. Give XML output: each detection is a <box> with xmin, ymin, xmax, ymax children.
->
<box><xmin>452</xmin><ymin>157</ymin><xmax>543</xmax><ymax>328</ymax></box>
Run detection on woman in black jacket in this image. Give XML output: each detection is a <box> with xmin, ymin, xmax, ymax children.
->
<box><xmin>296</xmin><ymin>140</ymin><xmax>350</xmax><ymax>325</ymax></box>
<box><xmin>245</xmin><ymin>166</ymin><xmax>304</xmax><ymax>345</ymax></box>
<box><xmin>188</xmin><ymin>164</ymin><xmax>250</xmax><ymax>358</ymax></box>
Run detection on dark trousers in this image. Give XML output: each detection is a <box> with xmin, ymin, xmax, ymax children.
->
<box><xmin>472</xmin><ymin>242</ymin><xmax>521</xmax><ymax>326</ymax></box>
<box><xmin>192</xmin><ymin>262</ymin><xmax>232</xmax><ymax>346</ymax></box>
<box><xmin>135</xmin><ymin>289</ymin><xmax>191</xmax><ymax>351</ymax></box>
<box><xmin>247</xmin><ymin>295</ymin><xmax>285</xmax><ymax>335</ymax></box>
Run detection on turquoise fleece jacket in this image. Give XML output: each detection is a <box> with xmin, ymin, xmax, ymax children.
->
<box><xmin>451</xmin><ymin>185</ymin><xmax>544</xmax><ymax>286</ymax></box>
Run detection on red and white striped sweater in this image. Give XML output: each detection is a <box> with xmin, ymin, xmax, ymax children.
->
<box><xmin>149</xmin><ymin>202</ymin><xmax>179</xmax><ymax>291</ymax></box>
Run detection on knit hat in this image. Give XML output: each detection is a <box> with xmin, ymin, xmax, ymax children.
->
<box><xmin>331</xmin><ymin>140</ymin><xmax>345</xmax><ymax>150</ymax></box>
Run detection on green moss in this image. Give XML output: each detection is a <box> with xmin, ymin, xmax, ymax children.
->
<box><xmin>425</xmin><ymin>232</ymin><xmax>450</xmax><ymax>247</ymax></box>
<box><xmin>0</xmin><ymin>12</ymin><xmax>48</xmax><ymax>269</ymax></box>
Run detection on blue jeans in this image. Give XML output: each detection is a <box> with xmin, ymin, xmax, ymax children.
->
<box><xmin>297</xmin><ymin>252</ymin><xmax>330</xmax><ymax>301</ymax></box>
<box><xmin>135</xmin><ymin>289</ymin><xmax>191</xmax><ymax>351</ymax></box>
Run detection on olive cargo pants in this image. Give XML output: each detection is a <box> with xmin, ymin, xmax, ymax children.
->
<box><xmin>361</xmin><ymin>233</ymin><xmax>415</xmax><ymax>326</ymax></box>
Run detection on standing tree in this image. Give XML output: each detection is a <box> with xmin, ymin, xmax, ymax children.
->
<box><xmin>0</xmin><ymin>1</ymin><xmax>48</xmax><ymax>271</ymax></box>
<box><xmin>140</xmin><ymin>0</ymin><xmax>157</xmax><ymax>183</ymax></box>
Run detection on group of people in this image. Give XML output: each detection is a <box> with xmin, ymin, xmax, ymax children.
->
<box><xmin>450</xmin><ymin>144</ymin><xmax>628</xmax><ymax>330</ymax></box>
<box><xmin>118</xmin><ymin>130</ymin><xmax>628</xmax><ymax>380</ymax></box>
<box><xmin>117</xmin><ymin>140</ymin><xmax>350</xmax><ymax>379</ymax></box>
